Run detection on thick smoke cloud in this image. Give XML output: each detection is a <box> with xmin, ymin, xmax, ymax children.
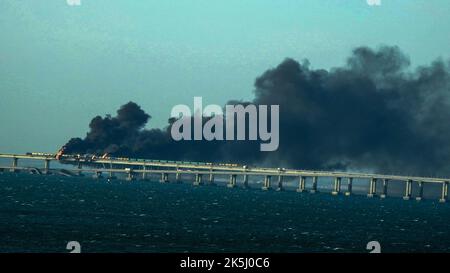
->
<box><xmin>65</xmin><ymin>46</ymin><xmax>450</xmax><ymax>176</ymax></box>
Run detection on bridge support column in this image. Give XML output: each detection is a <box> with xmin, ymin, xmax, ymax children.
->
<box><xmin>403</xmin><ymin>180</ymin><xmax>412</xmax><ymax>200</ymax></box>
<box><xmin>262</xmin><ymin>175</ymin><xmax>272</xmax><ymax>191</ymax></box>
<box><xmin>164</xmin><ymin>173</ymin><xmax>169</xmax><ymax>183</ymax></box>
<box><xmin>310</xmin><ymin>176</ymin><xmax>318</xmax><ymax>193</ymax></box>
<box><xmin>208</xmin><ymin>173</ymin><xmax>216</xmax><ymax>186</ymax></box>
<box><xmin>367</xmin><ymin>178</ymin><xmax>377</xmax><ymax>197</ymax></box>
<box><xmin>243</xmin><ymin>174</ymin><xmax>249</xmax><ymax>188</ymax></box>
<box><xmin>193</xmin><ymin>173</ymin><xmax>203</xmax><ymax>186</ymax></box>
<box><xmin>345</xmin><ymin>178</ymin><xmax>353</xmax><ymax>196</ymax></box>
<box><xmin>77</xmin><ymin>161</ymin><xmax>83</xmax><ymax>176</ymax></box>
<box><xmin>126</xmin><ymin>170</ymin><xmax>135</xmax><ymax>181</ymax></box>
<box><xmin>10</xmin><ymin>157</ymin><xmax>18</xmax><ymax>172</ymax></box>
<box><xmin>227</xmin><ymin>174</ymin><xmax>237</xmax><ymax>188</ymax></box>
<box><xmin>297</xmin><ymin>176</ymin><xmax>307</xmax><ymax>193</ymax></box>
<box><xmin>108</xmin><ymin>163</ymin><xmax>116</xmax><ymax>180</ymax></box>
<box><xmin>93</xmin><ymin>171</ymin><xmax>103</xmax><ymax>179</ymax></box>
<box><xmin>415</xmin><ymin>181</ymin><xmax>424</xmax><ymax>201</ymax></box>
<box><xmin>175</xmin><ymin>171</ymin><xmax>181</xmax><ymax>183</ymax></box>
<box><xmin>332</xmin><ymin>177</ymin><xmax>341</xmax><ymax>195</ymax></box>
<box><xmin>160</xmin><ymin>173</ymin><xmax>169</xmax><ymax>183</ymax></box>
<box><xmin>380</xmin><ymin>179</ymin><xmax>389</xmax><ymax>198</ymax></box>
<box><xmin>108</xmin><ymin>170</ymin><xmax>116</xmax><ymax>180</ymax></box>
<box><xmin>43</xmin><ymin>159</ymin><xmax>51</xmax><ymax>175</ymax></box>
<box><xmin>439</xmin><ymin>182</ymin><xmax>448</xmax><ymax>203</ymax></box>
<box><xmin>141</xmin><ymin>165</ymin><xmax>147</xmax><ymax>180</ymax></box>
<box><xmin>276</xmin><ymin>176</ymin><xmax>284</xmax><ymax>191</ymax></box>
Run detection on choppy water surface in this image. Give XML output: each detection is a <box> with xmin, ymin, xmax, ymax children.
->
<box><xmin>0</xmin><ymin>173</ymin><xmax>449</xmax><ymax>253</ymax></box>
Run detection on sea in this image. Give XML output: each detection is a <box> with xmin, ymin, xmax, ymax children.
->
<box><xmin>0</xmin><ymin>172</ymin><xmax>449</xmax><ymax>253</ymax></box>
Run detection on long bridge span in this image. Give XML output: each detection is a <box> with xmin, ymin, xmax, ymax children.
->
<box><xmin>0</xmin><ymin>153</ymin><xmax>448</xmax><ymax>203</ymax></box>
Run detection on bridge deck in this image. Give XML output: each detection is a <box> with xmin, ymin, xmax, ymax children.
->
<box><xmin>0</xmin><ymin>153</ymin><xmax>448</xmax><ymax>183</ymax></box>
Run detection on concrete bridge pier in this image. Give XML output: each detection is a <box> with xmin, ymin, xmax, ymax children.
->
<box><xmin>310</xmin><ymin>176</ymin><xmax>318</xmax><ymax>193</ymax></box>
<box><xmin>416</xmin><ymin>181</ymin><xmax>424</xmax><ymax>201</ymax></box>
<box><xmin>227</xmin><ymin>174</ymin><xmax>237</xmax><ymax>188</ymax></box>
<box><xmin>76</xmin><ymin>161</ymin><xmax>83</xmax><ymax>176</ymax></box>
<box><xmin>243</xmin><ymin>174</ymin><xmax>249</xmax><ymax>188</ymax></box>
<box><xmin>10</xmin><ymin>157</ymin><xmax>18</xmax><ymax>172</ymax></box>
<box><xmin>296</xmin><ymin>176</ymin><xmax>307</xmax><ymax>193</ymax></box>
<box><xmin>380</xmin><ymin>179</ymin><xmax>389</xmax><ymax>198</ymax></box>
<box><xmin>193</xmin><ymin>173</ymin><xmax>203</xmax><ymax>186</ymax></box>
<box><xmin>403</xmin><ymin>180</ymin><xmax>412</xmax><ymax>200</ymax></box>
<box><xmin>141</xmin><ymin>165</ymin><xmax>147</xmax><ymax>180</ymax></box>
<box><xmin>367</xmin><ymin>178</ymin><xmax>377</xmax><ymax>198</ymax></box>
<box><xmin>175</xmin><ymin>171</ymin><xmax>182</xmax><ymax>183</ymax></box>
<box><xmin>160</xmin><ymin>173</ymin><xmax>169</xmax><ymax>183</ymax></box>
<box><xmin>332</xmin><ymin>177</ymin><xmax>341</xmax><ymax>195</ymax></box>
<box><xmin>108</xmin><ymin>170</ymin><xmax>117</xmax><ymax>180</ymax></box>
<box><xmin>43</xmin><ymin>159</ymin><xmax>51</xmax><ymax>175</ymax></box>
<box><xmin>126</xmin><ymin>170</ymin><xmax>135</xmax><ymax>181</ymax></box>
<box><xmin>262</xmin><ymin>175</ymin><xmax>272</xmax><ymax>191</ymax></box>
<box><xmin>93</xmin><ymin>171</ymin><xmax>103</xmax><ymax>179</ymax></box>
<box><xmin>108</xmin><ymin>163</ymin><xmax>117</xmax><ymax>180</ymax></box>
<box><xmin>439</xmin><ymin>182</ymin><xmax>448</xmax><ymax>203</ymax></box>
<box><xmin>108</xmin><ymin>164</ymin><xmax>116</xmax><ymax>180</ymax></box>
<box><xmin>276</xmin><ymin>176</ymin><xmax>284</xmax><ymax>191</ymax></box>
<box><xmin>208</xmin><ymin>173</ymin><xmax>216</xmax><ymax>186</ymax></box>
<box><xmin>345</xmin><ymin>177</ymin><xmax>353</xmax><ymax>196</ymax></box>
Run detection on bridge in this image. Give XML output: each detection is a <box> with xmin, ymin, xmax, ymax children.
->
<box><xmin>0</xmin><ymin>153</ymin><xmax>448</xmax><ymax>203</ymax></box>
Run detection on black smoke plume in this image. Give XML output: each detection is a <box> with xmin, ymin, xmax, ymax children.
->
<box><xmin>64</xmin><ymin>46</ymin><xmax>450</xmax><ymax>176</ymax></box>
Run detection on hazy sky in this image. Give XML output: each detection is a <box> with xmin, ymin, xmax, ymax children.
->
<box><xmin>0</xmin><ymin>0</ymin><xmax>449</xmax><ymax>153</ymax></box>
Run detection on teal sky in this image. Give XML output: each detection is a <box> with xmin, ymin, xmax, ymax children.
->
<box><xmin>1</xmin><ymin>0</ymin><xmax>449</xmax><ymax>153</ymax></box>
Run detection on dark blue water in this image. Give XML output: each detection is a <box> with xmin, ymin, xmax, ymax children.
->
<box><xmin>0</xmin><ymin>173</ymin><xmax>449</xmax><ymax>253</ymax></box>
